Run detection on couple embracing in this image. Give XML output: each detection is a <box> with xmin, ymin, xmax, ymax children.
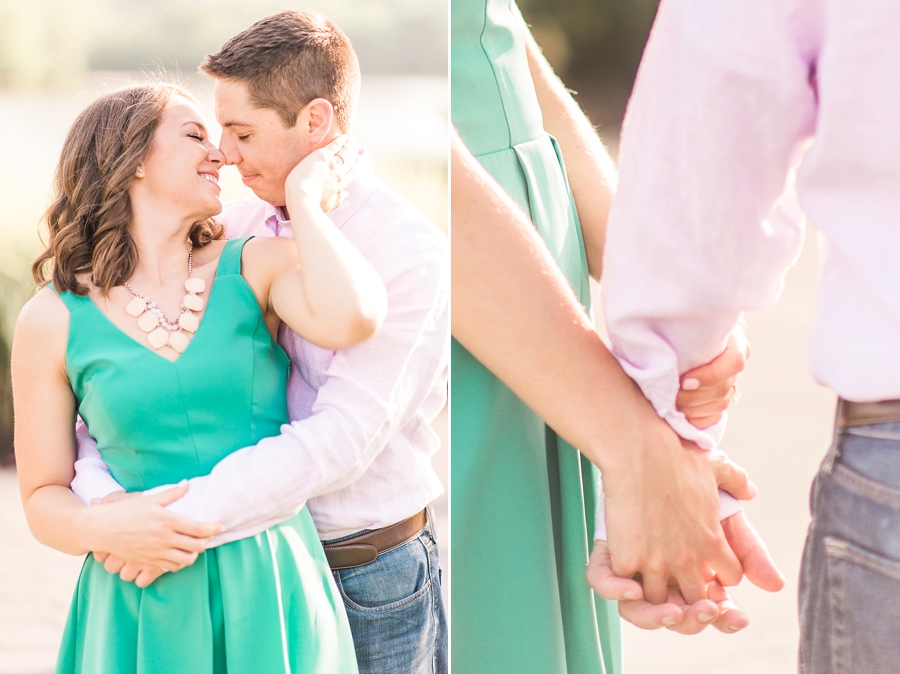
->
<box><xmin>13</xmin><ymin>10</ymin><xmax>447</xmax><ymax>674</ymax></box>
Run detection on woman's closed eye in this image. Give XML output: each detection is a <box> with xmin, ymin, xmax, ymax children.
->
<box><xmin>187</xmin><ymin>132</ymin><xmax>205</xmax><ymax>142</ymax></box>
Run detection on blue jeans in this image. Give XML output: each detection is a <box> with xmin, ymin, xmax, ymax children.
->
<box><xmin>324</xmin><ymin>510</ymin><xmax>448</xmax><ymax>674</ymax></box>
<box><xmin>799</xmin><ymin>403</ymin><xmax>900</xmax><ymax>673</ymax></box>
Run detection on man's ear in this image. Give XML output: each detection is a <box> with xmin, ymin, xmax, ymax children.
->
<box><xmin>302</xmin><ymin>98</ymin><xmax>335</xmax><ymax>146</ymax></box>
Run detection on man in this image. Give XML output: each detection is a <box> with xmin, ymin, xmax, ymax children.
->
<box><xmin>598</xmin><ymin>0</ymin><xmax>900</xmax><ymax>669</ymax></box>
<box><xmin>72</xmin><ymin>10</ymin><xmax>448</xmax><ymax>674</ymax></box>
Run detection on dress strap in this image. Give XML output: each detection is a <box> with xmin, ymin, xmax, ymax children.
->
<box><xmin>215</xmin><ymin>237</ymin><xmax>253</xmax><ymax>277</ymax></box>
<box><xmin>47</xmin><ymin>282</ymin><xmax>93</xmax><ymax>312</ymax></box>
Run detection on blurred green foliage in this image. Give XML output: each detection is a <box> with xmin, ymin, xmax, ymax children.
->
<box><xmin>519</xmin><ymin>0</ymin><xmax>658</xmax><ymax>82</ymax></box>
<box><xmin>0</xmin><ymin>0</ymin><xmax>96</xmax><ymax>88</ymax></box>
<box><xmin>0</xmin><ymin>268</ymin><xmax>32</xmax><ymax>462</ymax></box>
<box><xmin>0</xmin><ymin>0</ymin><xmax>447</xmax><ymax>89</ymax></box>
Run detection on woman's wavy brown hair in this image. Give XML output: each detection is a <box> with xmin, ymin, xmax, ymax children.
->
<box><xmin>32</xmin><ymin>82</ymin><xmax>224</xmax><ymax>296</ymax></box>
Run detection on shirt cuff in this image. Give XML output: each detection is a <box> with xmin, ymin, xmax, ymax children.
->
<box><xmin>71</xmin><ymin>457</ymin><xmax>127</xmax><ymax>505</ymax></box>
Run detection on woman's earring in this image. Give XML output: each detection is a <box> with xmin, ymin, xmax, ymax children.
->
<box><xmin>136</xmin><ymin>166</ymin><xmax>145</xmax><ymax>178</ymax></box>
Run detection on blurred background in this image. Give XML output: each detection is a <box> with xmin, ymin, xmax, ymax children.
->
<box><xmin>0</xmin><ymin>1</ymin><xmax>447</xmax><ymax>672</ymax></box>
<box><xmin>516</xmin><ymin>1</ymin><xmax>833</xmax><ymax>672</ymax></box>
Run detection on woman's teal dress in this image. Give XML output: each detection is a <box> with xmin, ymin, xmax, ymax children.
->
<box><xmin>451</xmin><ymin>0</ymin><xmax>623</xmax><ymax>672</ymax></box>
<box><xmin>53</xmin><ymin>238</ymin><xmax>358</xmax><ymax>674</ymax></box>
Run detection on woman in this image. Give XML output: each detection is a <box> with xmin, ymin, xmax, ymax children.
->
<box><xmin>450</xmin><ymin>1</ymin><xmax>779</xmax><ymax>672</ymax></box>
<box><xmin>11</xmin><ymin>82</ymin><xmax>385</xmax><ymax>673</ymax></box>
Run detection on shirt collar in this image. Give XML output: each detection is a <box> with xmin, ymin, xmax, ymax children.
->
<box><xmin>262</xmin><ymin>147</ymin><xmax>378</xmax><ymax>236</ymax></box>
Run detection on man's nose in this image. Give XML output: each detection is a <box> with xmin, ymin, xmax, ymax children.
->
<box><xmin>218</xmin><ymin>134</ymin><xmax>241</xmax><ymax>166</ymax></box>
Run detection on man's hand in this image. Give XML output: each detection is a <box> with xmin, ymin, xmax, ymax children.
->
<box><xmin>285</xmin><ymin>135</ymin><xmax>359</xmax><ymax>213</ymax></box>
<box><xmin>588</xmin><ymin>539</ymin><xmax>749</xmax><ymax>633</ymax></box>
<box><xmin>588</xmin><ymin>512</ymin><xmax>784</xmax><ymax>634</ymax></box>
<box><xmin>92</xmin><ymin>552</ymin><xmax>167</xmax><ymax>588</ymax></box>
<box><xmin>676</xmin><ymin>334</ymin><xmax>750</xmax><ymax>429</ymax></box>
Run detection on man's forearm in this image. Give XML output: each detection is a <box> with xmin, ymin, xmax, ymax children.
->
<box><xmin>71</xmin><ymin>419</ymin><xmax>125</xmax><ymax>505</ymax></box>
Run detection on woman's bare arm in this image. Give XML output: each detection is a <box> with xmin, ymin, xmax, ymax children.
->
<box><xmin>451</xmin><ymin>128</ymin><xmax>755</xmax><ymax>606</ymax></box>
<box><xmin>12</xmin><ymin>289</ymin><xmax>221</xmax><ymax>565</ymax></box>
<box><xmin>245</xmin><ymin>137</ymin><xmax>388</xmax><ymax>350</ymax></box>
<box><xmin>523</xmin><ymin>27</ymin><xmax>618</xmax><ymax>280</ymax></box>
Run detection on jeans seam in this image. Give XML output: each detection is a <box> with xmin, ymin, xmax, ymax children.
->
<box><xmin>832</xmin><ymin>463</ymin><xmax>900</xmax><ymax>509</ymax></box>
<box><xmin>826</xmin><ymin>537</ymin><xmax>900</xmax><ymax>581</ymax></box>
<box><xmin>429</xmin><ymin>538</ymin><xmax>439</xmax><ymax>674</ymax></box>
<box><xmin>825</xmin><ymin>539</ymin><xmax>849</xmax><ymax>674</ymax></box>
<box><xmin>845</xmin><ymin>427</ymin><xmax>900</xmax><ymax>441</ymax></box>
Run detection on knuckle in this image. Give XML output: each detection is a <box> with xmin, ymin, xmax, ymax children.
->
<box><xmin>612</xmin><ymin>555</ymin><xmax>640</xmax><ymax>578</ymax></box>
<box><xmin>645</xmin><ymin>558</ymin><xmax>667</xmax><ymax>577</ymax></box>
<box><xmin>675</xmin><ymin>551</ymin><xmax>698</xmax><ymax>571</ymax></box>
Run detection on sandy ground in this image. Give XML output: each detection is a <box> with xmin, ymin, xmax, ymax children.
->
<box><xmin>0</xmin><ymin>406</ymin><xmax>448</xmax><ymax>674</ymax></box>
<box><xmin>599</xmin><ymin>228</ymin><xmax>836</xmax><ymax>673</ymax></box>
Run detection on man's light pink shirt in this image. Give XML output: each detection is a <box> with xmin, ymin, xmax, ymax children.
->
<box><xmin>596</xmin><ymin>0</ymin><xmax>900</xmax><ymax>535</ymax></box>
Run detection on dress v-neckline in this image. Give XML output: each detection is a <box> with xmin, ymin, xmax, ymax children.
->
<box><xmin>84</xmin><ymin>247</ymin><xmax>227</xmax><ymax>365</ymax></box>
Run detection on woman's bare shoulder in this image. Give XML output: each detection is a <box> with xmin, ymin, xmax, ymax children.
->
<box><xmin>14</xmin><ymin>287</ymin><xmax>70</xmax><ymax>365</ymax></box>
<box><xmin>242</xmin><ymin>236</ymin><xmax>298</xmax><ymax>271</ymax></box>
<box><xmin>244</xmin><ymin>235</ymin><xmax>296</xmax><ymax>255</ymax></box>
<box><xmin>18</xmin><ymin>287</ymin><xmax>69</xmax><ymax>328</ymax></box>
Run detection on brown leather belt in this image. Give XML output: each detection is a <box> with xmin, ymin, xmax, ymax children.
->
<box><xmin>323</xmin><ymin>509</ymin><xmax>428</xmax><ymax>570</ymax></box>
<box><xmin>840</xmin><ymin>399</ymin><xmax>900</xmax><ymax>428</ymax></box>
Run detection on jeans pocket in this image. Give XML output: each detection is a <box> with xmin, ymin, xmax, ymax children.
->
<box><xmin>334</xmin><ymin>535</ymin><xmax>433</xmax><ymax>614</ymax></box>
<box><xmin>825</xmin><ymin>537</ymin><xmax>900</xmax><ymax>674</ymax></box>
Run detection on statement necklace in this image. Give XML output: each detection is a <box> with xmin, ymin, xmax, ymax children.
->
<box><xmin>122</xmin><ymin>243</ymin><xmax>206</xmax><ymax>354</ymax></box>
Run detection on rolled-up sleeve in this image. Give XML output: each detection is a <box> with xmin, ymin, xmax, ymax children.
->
<box><xmin>603</xmin><ymin>0</ymin><xmax>818</xmax><ymax>446</ymax></box>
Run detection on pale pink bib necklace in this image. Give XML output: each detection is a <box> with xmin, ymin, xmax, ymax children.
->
<box><xmin>122</xmin><ymin>243</ymin><xmax>206</xmax><ymax>353</ymax></box>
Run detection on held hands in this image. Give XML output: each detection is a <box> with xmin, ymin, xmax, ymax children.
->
<box><xmin>285</xmin><ymin>135</ymin><xmax>359</xmax><ymax>213</ymax></box>
<box><xmin>88</xmin><ymin>483</ymin><xmax>223</xmax><ymax>588</ymax></box>
<box><xmin>588</xmin><ymin>336</ymin><xmax>784</xmax><ymax>633</ymax></box>
<box><xmin>589</xmin><ymin>511</ymin><xmax>783</xmax><ymax>633</ymax></box>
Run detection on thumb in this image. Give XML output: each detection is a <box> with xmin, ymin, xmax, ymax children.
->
<box><xmin>711</xmin><ymin>453</ymin><xmax>758</xmax><ymax>501</ymax></box>
<box><xmin>145</xmin><ymin>480</ymin><xmax>189</xmax><ymax>506</ymax></box>
<box><xmin>586</xmin><ymin>540</ymin><xmax>645</xmax><ymax>601</ymax></box>
<box><xmin>722</xmin><ymin>511</ymin><xmax>785</xmax><ymax>592</ymax></box>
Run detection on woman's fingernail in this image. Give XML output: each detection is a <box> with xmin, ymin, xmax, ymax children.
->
<box><xmin>749</xmin><ymin>482</ymin><xmax>759</xmax><ymax>497</ymax></box>
<box><xmin>661</xmin><ymin>616</ymin><xmax>678</xmax><ymax>626</ymax></box>
<box><xmin>178</xmin><ymin>479</ymin><xmax>188</xmax><ymax>487</ymax></box>
<box><xmin>729</xmin><ymin>625</ymin><xmax>741</xmax><ymax>632</ymax></box>
<box><xmin>623</xmin><ymin>590</ymin><xmax>637</xmax><ymax>600</ymax></box>
<box><xmin>698</xmin><ymin>611</ymin><xmax>715</xmax><ymax>623</ymax></box>
<box><xmin>682</xmin><ymin>378</ymin><xmax>701</xmax><ymax>390</ymax></box>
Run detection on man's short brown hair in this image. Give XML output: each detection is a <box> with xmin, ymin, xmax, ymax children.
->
<box><xmin>200</xmin><ymin>10</ymin><xmax>361</xmax><ymax>132</ymax></box>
